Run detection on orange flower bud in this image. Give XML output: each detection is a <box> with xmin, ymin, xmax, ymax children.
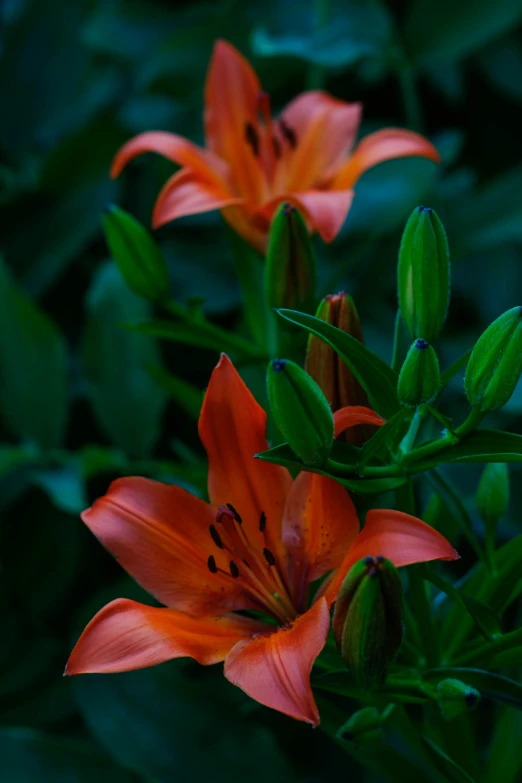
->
<box><xmin>305</xmin><ymin>292</ymin><xmax>371</xmax><ymax>444</ymax></box>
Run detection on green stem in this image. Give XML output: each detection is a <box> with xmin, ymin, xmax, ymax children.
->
<box><xmin>398</xmin><ymin>405</ymin><xmax>427</xmax><ymax>456</ymax></box>
<box><xmin>408</xmin><ymin>567</ymin><xmax>440</xmax><ymax>668</ymax></box>
<box><xmin>391</xmin><ymin>309</ymin><xmax>404</xmax><ymax>375</ymax></box>
<box><xmin>401</xmin><ymin>406</ymin><xmax>484</xmax><ymax>467</ymax></box>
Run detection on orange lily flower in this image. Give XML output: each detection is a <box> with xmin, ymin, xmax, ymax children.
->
<box><xmin>66</xmin><ymin>356</ymin><xmax>457</xmax><ymax>726</ymax></box>
<box><xmin>111</xmin><ymin>40</ymin><xmax>440</xmax><ymax>253</ymax></box>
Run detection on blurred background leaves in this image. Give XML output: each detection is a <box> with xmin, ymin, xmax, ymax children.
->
<box><xmin>2</xmin><ymin>0</ymin><xmax>522</xmax><ymax>780</ymax></box>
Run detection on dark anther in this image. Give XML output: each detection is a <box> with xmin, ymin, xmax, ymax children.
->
<box><xmin>244</xmin><ymin>122</ymin><xmax>260</xmax><ymax>157</ymax></box>
<box><xmin>272</xmin><ymin>358</ymin><xmax>286</xmax><ymax>372</ymax></box>
<box><xmin>229</xmin><ymin>561</ymin><xmax>240</xmax><ymax>578</ymax></box>
<box><xmin>209</xmin><ymin>524</ymin><xmax>224</xmax><ymax>549</ymax></box>
<box><xmin>207</xmin><ymin>555</ymin><xmax>218</xmax><ymax>574</ymax></box>
<box><xmin>226</xmin><ymin>503</ymin><xmax>242</xmax><ymax>524</ymax></box>
<box><xmin>259</xmin><ymin>511</ymin><xmax>267</xmax><ymax>532</ymax></box>
<box><xmin>263</xmin><ymin>548</ymin><xmax>276</xmax><ymax>566</ymax></box>
<box><xmin>414</xmin><ymin>338</ymin><xmax>429</xmax><ymax>350</ymax></box>
<box><xmin>465</xmin><ymin>692</ymin><xmax>477</xmax><ymax>707</ymax></box>
<box><xmin>279</xmin><ymin>118</ymin><xmax>297</xmax><ymax>149</ymax></box>
<box><xmin>272</xmin><ymin>136</ymin><xmax>282</xmax><ymax>158</ymax></box>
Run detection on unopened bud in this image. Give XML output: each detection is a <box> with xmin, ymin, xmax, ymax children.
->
<box><xmin>264</xmin><ymin>203</ymin><xmax>317</xmax><ymax>311</ymax></box>
<box><xmin>333</xmin><ymin>556</ymin><xmax>403</xmax><ymax>689</ymax></box>
<box><xmin>337</xmin><ymin>707</ymin><xmax>383</xmax><ymax>746</ymax></box>
<box><xmin>465</xmin><ymin>307</ymin><xmax>522</xmax><ymax>412</ymax></box>
<box><xmin>397</xmin><ymin>339</ymin><xmax>440</xmax><ymax>406</ymax></box>
<box><xmin>267</xmin><ymin>359</ymin><xmax>334</xmax><ymax>465</ymax></box>
<box><xmin>437</xmin><ymin>678</ymin><xmax>480</xmax><ymax>720</ymax></box>
<box><xmin>305</xmin><ymin>292</ymin><xmax>370</xmax><ymax>444</ymax></box>
<box><xmin>477</xmin><ymin>463</ymin><xmax>509</xmax><ymax>532</ymax></box>
<box><xmin>398</xmin><ymin>206</ymin><xmax>450</xmax><ymax>343</ymax></box>
<box><xmin>102</xmin><ymin>205</ymin><xmax>170</xmax><ymax>302</ymax></box>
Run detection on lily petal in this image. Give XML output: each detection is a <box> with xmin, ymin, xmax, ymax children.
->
<box><xmin>152</xmin><ymin>169</ymin><xmax>242</xmax><ymax>228</ymax></box>
<box><xmin>224</xmin><ymin>597</ymin><xmax>330</xmax><ymax>726</ymax></box>
<box><xmin>199</xmin><ymin>355</ymin><xmax>292</xmax><ymax>553</ymax></box>
<box><xmin>221</xmin><ymin>204</ymin><xmax>268</xmax><ymax>254</ymax></box>
<box><xmin>204</xmin><ymin>40</ymin><xmax>266</xmax><ymax>202</ymax></box>
<box><xmin>324</xmin><ymin>509</ymin><xmax>459</xmax><ymax>604</ymax></box>
<box><xmin>110</xmin><ymin>130</ymin><xmax>228</xmax><ymax>184</ymax></box>
<box><xmin>257</xmin><ymin>189</ymin><xmax>354</xmax><ymax>244</ymax></box>
<box><xmin>291</xmin><ymin>189</ymin><xmax>355</xmax><ymax>242</ymax></box>
<box><xmin>82</xmin><ymin>477</ymin><xmax>251</xmax><ymax>616</ymax></box>
<box><xmin>334</xmin><ymin>406</ymin><xmax>386</xmax><ymax>438</ymax></box>
<box><xmin>331</xmin><ymin>128</ymin><xmax>441</xmax><ymax>190</ymax></box>
<box><xmin>277</xmin><ymin>92</ymin><xmax>362</xmax><ymax>191</ymax></box>
<box><xmin>282</xmin><ymin>474</ymin><xmax>360</xmax><ymax>610</ymax></box>
<box><xmin>66</xmin><ymin>598</ymin><xmax>265</xmax><ymax>675</ymax></box>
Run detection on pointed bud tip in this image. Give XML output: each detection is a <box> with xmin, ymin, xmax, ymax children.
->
<box><xmin>418</xmin><ymin>205</ymin><xmax>432</xmax><ymax>213</ymax></box>
<box><xmin>272</xmin><ymin>359</ymin><xmax>287</xmax><ymax>372</ymax></box>
<box><xmin>414</xmin><ymin>338</ymin><xmax>429</xmax><ymax>350</ymax></box>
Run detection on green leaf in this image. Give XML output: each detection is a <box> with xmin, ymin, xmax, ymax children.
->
<box><xmin>0</xmin><ymin>257</ymin><xmax>68</xmax><ymax>448</ymax></box>
<box><xmin>73</xmin><ymin>662</ymin><xmax>296</xmax><ymax>782</ymax></box>
<box><xmin>405</xmin><ymin>0</ymin><xmax>522</xmax><ymax>65</ymax></box>
<box><xmin>359</xmin><ymin>408</ymin><xmax>413</xmax><ymax>469</ymax></box>
<box><xmin>423</xmin><ymin>668</ymin><xmax>522</xmax><ymax>711</ymax></box>
<box><xmin>426</xmin><ymin>470</ymin><xmax>485</xmax><ymax>560</ymax></box>
<box><xmin>486</xmin><ymin>706</ymin><xmax>522</xmax><ymax>783</ymax></box>
<box><xmin>147</xmin><ymin>364</ymin><xmax>203</xmax><ymax>420</ymax></box>
<box><xmin>422</xmin><ymin>737</ymin><xmax>477</xmax><ymax>783</ymax></box>
<box><xmin>128</xmin><ymin>319</ymin><xmax>266</xmax><ymax>360</ymax></box>
<box><xmin>420</xmin><ymin>565</ymin><xmax>501</xmax><ymax>641</ymax></box>
<box><xmin>82</xmin><ymin>263</ymin><xmax>167</xmax><ymax>458</ymax></box>
<box><xmin>314</xmin><ymin>671</ymin><xmax>430</xmax><ymax>704</ymax></box>
<box><xmin>429</xmin><ymin>429</ymin><xmax>522</xmax><ymax>464</ymax></box>
<box><xmin>256</xmin><ymin>442</ymin><xmax>406</xmax><ymax>494</ymax></box>
<box><xmin>0</xmin><ymin>728</ymin><xmax>135</xmax><ymax>782</ymax></box>
<box><xmin>252</xmin><ymin>3</ymin><xmax>391</xmax><ymax>71</ymax></box>
<box><xmin>440</xmin><ymin>348</ymin><xmax>472</xmax><ymax>388</ymax></box>
<box><xmin>276</xmin><ymin>309</ymin><xmax>399</xmax><ymax>418</ymax></box>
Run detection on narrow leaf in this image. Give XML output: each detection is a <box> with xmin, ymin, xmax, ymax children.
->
<box><xmin>277</xmin><ymin>309</ymin><xmax>399</xmax><ymax>418</ymax></box>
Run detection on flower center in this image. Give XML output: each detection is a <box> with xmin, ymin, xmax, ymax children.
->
<box><xmin>206</xmin><ymin>503</ymin><xmax>297</xmax><ymax>624</ymax></box>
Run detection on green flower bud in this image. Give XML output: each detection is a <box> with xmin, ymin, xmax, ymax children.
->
<box><xmin>337</xmin><ymin>707</ymin><xmax>382</xmax><ymax>746</ymax></box>
<box><xmin>264</xmin><ymin>203</ymin><xmax>317</xmax><ymax>311</ymax></box>
<box><xmin>305</xmin><ymin>292</ymin><xmax>371</xmax><ymax>445</ymax></box>
<box><xmin>102</xmin><ymin>205</ymin><xmax>170</xmax><ymax>303</ymax></box>
<box><xmin>465</xmin><ymin>307</ymin><xmax>522</xmax><ymax>412</ymax></box>
<box><xmin>477</xmin><ymin>463</ymin><xmax>509</xmax><ymax>531</ymax></box>
<box><xmin>437</xmin><ymin>678</ymin><xmax>480</xmax><ymax>721</ymax></box>
<box><xmin>266</xmin><ymin>358</ymin><xmax>334</xmax><ymax>465</ymax></box>
<box><xmin>333</xmin><ymin>556</ymin><xmax>404</xmax><ymax>689</ymax></box>
<box><xmin>397</xmin><ymin>339</ymin><xmax>441</xmax><ymax>406</ymax></box>
<box><xmin>398</xmin><ymin>206</ymin><xmax>450</xmax><ymax>343</ymax></box>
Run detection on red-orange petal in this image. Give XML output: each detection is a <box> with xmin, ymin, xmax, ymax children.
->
<box><xmin>152</xmin><ymin>169</ymin><xmax>242</xmax><ymax>228</ymax></box>
<box><xmin>257</xmin><ymin>189</ymin><xmax>354</xmax><ymax>244</ymax></box>
<box><xmin>198</xmin><ymin>355</ymin><xmax>292</xmax><ymax>554</ymax></box>
<box><xmin>110</xmin><ymin>130</ymin><xmax>228</xmax><ymax>183</ymax></box>
<box><xmin>282</xmin><ymin>473</ymin><xmax>359</xmax><ymax>608</ymax></box>
<box><xmin>224</xmin><ymin>597</ymin><xmax>330</xmax><ymax>726</ymax></box>
<box><xmin>82</xmin><ymin>477</ymin><xmax>251</xmax><ymax>616</ymax></box>
<box><xmin>323</xmin><ymin>509</ymin><xmax>459</xmax><ymax>604</ymax></box>
<box><xmin>276</xmin><ymin>92</ymin><xmax>362</xmax><ymax>191</ymax></box>
<box><xmin>331</xmin><ymin>128</ymin><xmax>441</xmax><ymax>190</ymax></box>
<box><xmin>334</xmin><ymin>406</ymin><xmax>386</xmax><ymax>438</ymax></box>
<box><xmin>65</xmin><ymin>599</ymin><xmax>265</xmax><ymax>675</ymax></box>
<box><xmin>204</xmin><ymin>40</ymin><xmax>266</xmax><ymax>202</ymax></box>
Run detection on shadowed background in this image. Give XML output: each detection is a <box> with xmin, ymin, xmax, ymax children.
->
<box><xmin>2</xmin><ymin>0</ymin><xmax>522</xmax><ymax>780</ymax></box>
